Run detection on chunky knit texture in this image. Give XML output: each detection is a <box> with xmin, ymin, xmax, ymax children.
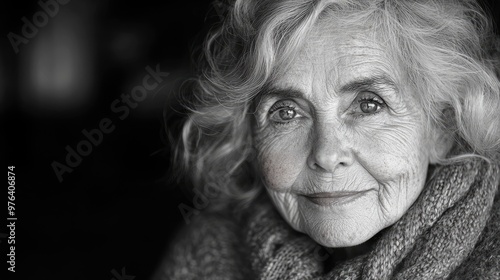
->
<box><xmin>156</xmin><ymin>157</ymin><xmax>500</xmax><ymax>280</ymax></box>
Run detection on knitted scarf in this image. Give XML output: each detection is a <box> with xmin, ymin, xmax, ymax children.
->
<box><xmin>158</xmin><ymin>157</ymin><xmax>500</xmax><ymax>280</ymax></box>
<box><xmin>243</xmin><ymin>157</ymin><xmax>500</xmax><ymax>280</ymax></box>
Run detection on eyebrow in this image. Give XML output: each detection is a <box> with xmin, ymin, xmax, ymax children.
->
<box><xmin>339</xmin><ymin>75</ymin><xmax>396</xmax><ymax>93</ymax></box>
<box><xmin>259</xmin><ymin>75</ymin><xmax>396</xmax><ymax>101</ymax></box>
<box><xmin>262</xmin><ymin>87</ymin><xmax>305</xmax><ymax>99</ymax></box>
<box><xmin>252</xmin><ymin>86</ymin><xmax>304</xmax><ymax>111</ymax></box>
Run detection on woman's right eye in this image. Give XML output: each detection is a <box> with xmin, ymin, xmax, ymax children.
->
<box><xmin>268</xmin><ymin>100</ymin><xmax>303</xmax><ymax>124</ymax></box>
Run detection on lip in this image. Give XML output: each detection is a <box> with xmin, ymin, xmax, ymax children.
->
<box><xmin>301</xmin><ymin>190</ymin><xmax>373</xmax><ymax>207</ymax></box>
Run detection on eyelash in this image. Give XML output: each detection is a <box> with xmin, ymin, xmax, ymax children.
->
<box><xmin>268</xmin><ymin>100</ymin><xmax>301</xmax><ymax>125</ymax></box>
<box><xmin>351</xmin><ymin>92</ymin><xmax>386</xmax><ymax>118</ymax></box>
<box><xmin>269</xmin><ymin>100</ymin><xmax>294</xmax><ymax>113</ymax></box>
<box><xmin>267</xmin><ymin>92</ymin><xmax>387</xmax><ymax>125</ymax></box>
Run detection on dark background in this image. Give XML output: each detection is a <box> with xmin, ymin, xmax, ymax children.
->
<box><xmin>1</xmin><ymin>1</ymin><xmax>499</xmax><ymax>280</ymax></box>
<box><xmin>3</xmin><ymin>1</ymin><xmax>219</xmax><ymax>279</ymax></box>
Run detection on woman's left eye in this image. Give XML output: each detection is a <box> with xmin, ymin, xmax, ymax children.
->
<box><xmin>351</xmin><ymin>92</ymin><xmax>386</xmax><ymax>115</ymax></box>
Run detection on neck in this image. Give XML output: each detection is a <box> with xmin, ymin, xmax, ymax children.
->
<box><xmin>324</xmin><ymin>231</ymin><xmax>382</xmax><ymax>269</ymax></box>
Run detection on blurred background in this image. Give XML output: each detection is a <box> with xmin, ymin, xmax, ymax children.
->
<box><xmin>3</xmin><ymin>0</ymin><xmax>221</xmax><ymax>279</ymax></box>
<box><xmin>1</xmin><ymin>0</ymin><xmax>499</xmax><ymax>279</ymax></box>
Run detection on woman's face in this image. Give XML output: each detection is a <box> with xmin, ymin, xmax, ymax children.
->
<box><xmin>254</xmin><ymin>22</ymin><xmax>446</xmax><ymax>247</ymax></box>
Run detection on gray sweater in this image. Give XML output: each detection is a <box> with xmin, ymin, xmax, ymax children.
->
<box><xmin>156</xmin><ymin>158</ymin><xmax>500</xmax><ymax>280</ymax></box>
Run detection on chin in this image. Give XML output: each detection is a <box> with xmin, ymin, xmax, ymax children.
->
<box><xmin>300</xmin><ymin>218</ymin><xmax>384</xmax><ymax>248</ymax></box>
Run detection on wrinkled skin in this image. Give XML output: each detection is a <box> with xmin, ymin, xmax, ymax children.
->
<box><xmin>253</xmin><ymin>22</ymin><xmax>448</xmax><ymax>248</ymax></box>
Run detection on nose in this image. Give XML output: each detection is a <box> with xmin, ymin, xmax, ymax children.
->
<box><xmin>307</xmin><ymin>123</ymin><xmax>354</xmax><ymax>172</ymax></box>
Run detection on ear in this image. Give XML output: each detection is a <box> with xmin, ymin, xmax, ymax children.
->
<box><xmin>428</xmin><ymin>125</ymin><xmax>454</xmax><ymax>164</ymax></box>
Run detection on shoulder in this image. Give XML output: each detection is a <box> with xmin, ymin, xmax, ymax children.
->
<box><xmin>450</xmin><ymin>192</ymin><xmax>500</xmax><ymax>279</ymax></box>
<box><xmin>152</xmin><ymin>210</ymin><xmax>253</xmax><ymax>280</ymax></box>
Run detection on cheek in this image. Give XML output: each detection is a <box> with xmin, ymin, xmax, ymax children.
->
<box><xmin>355</xmin><ymin>115</ymin><xmax>430</xmax><ymax>219</ymax></box>
<box><xmin>256</xmin><ymin>130</ymin><xmax>310</xmax><ymax>192</ymax></box>
<box><xmin>355</xmin><ymin>115</ymin><xmax>429</xmax><ymax>182</ymax></box>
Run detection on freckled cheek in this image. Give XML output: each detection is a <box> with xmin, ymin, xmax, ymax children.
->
<box><xmin>257</xmin><ymin>135</ymin><xmax>309</xmax><ymax>192</ymax></box>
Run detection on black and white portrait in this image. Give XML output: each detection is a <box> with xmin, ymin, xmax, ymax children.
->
<box><xmin>4</xmin><ymin>0</ymin><xmax>500</xmax><ymax>279</ymax></box>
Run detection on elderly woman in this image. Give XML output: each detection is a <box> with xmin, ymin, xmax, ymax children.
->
<box><xmin>156</xmin><ymin>0</ymin><xmax>500</xmax><ymax>279</ymax></box>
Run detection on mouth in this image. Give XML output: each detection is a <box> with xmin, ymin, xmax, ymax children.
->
<box><xmin>301</xmin><ymin>190</ymin><xmax>373</xmax><ymax>207</ymax></box>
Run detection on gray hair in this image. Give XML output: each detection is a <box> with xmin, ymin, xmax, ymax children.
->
<box><xmin>170</xmin><ymin>0</ymin><xmax>500</xmax><ymax>210</ymax></box>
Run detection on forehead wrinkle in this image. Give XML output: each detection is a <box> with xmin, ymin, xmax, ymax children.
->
<box><xmin>318</xmin><ymin>44</ymin><xmax>387</xmax><ymax>98</ymax></box>
<box><xmin>332</xmin><ymin>49</ymin><xmax>397</xmax><ymax>93</ymax></box>
<box><xmin>301</xmin><ymin>42</ymin><xmax>346</xmax><ymax>100</ymax></box>
<box><xmin>285</xmin><ymin>42</ymin><xmax>334</xmax><ymax>101</ymax></box>
<box><xmin>274</xmin><ymin>24</ymin><xmax>401</xmax><ymax>103</ymax></box>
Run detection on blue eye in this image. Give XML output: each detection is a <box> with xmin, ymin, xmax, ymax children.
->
<box><xmin>354</xmin><ymin>92</ymin><xmax>385</xmax><ymax>115</ymax></box>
